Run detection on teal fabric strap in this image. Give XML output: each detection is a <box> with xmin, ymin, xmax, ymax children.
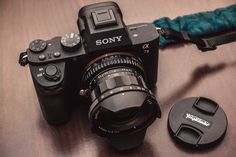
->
<box><xmin>153</xmin><ymin>4</ymin><xmax>236</xmax><ymax>48</ymax></box>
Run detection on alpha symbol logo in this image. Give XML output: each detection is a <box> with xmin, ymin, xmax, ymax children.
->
<box><xmin>142</xmin><ymin>43</ymin><xmax>150</xmax><ymax>53</ymax></box>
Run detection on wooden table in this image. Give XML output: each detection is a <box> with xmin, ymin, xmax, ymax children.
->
<box><xmin>1</xmin><ymin>0</ymin><xmax>236</xmax><ymax>157</ymax></box>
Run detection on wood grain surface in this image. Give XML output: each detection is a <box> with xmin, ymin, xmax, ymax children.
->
<box><xmin>1</xmin><ymin>0</ymin><xmax>236</xmax><ymax>157</ymax></box>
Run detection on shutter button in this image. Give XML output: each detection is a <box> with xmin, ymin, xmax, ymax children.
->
<box><xmin>44</xmin><ymin>65</ymin><xmax>61</xmax><ymax>81</ymax></box>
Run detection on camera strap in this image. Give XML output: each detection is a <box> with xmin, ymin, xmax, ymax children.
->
<box><xmin>156</xmin><ymin>27</ymin><xmax>236</xmax><ymax>52</ymax></box>
<box><xmin>153</xmin><ymin>4</ymin><xmax>236</xmax><ymax>51</ymax></box>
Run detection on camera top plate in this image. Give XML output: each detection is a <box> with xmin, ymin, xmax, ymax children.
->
<box><xmin>27</xmin><ymin>34</ymin><xmax>86</xmax><ymax>65</ymax></box>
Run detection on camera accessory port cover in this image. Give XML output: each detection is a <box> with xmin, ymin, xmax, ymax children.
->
<box><xmin>168</xmin><ymin>97</ymin><xmax>227</xmax><ymax>149</ymax></box>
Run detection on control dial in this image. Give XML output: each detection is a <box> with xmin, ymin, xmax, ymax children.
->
<box><xmin>61</xmin><ymin>33</ymin><xmax>81</xmax><ymax>52</ymax></box>
<box><xmin>43</xmin><ymin>65</ymin><xmax>61</xmax><ymax>81</ymax></box>
<box><xmin>29</xmin><ymin>39</ymin><xmax>47</xmax><ymax>53</ymax></box>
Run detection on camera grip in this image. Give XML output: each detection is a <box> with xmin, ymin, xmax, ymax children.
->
<box><xmin>127</xmin><ymin>23</ymin><xmax>159</xmax><ymax>88</ymax></box>
<box><xmin>29</xmin><ymin>62</ymin><xmax>71</xmax><ymax>125</ymax></box>
<box><xmin>142</xmin><ymin>42</ymin><xmax>159</xmax><ymax>88</ymax></box>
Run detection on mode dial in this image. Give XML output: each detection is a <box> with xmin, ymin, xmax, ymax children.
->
<box><xmin>61</xmin><ymin>33</ymin><xmax>81</xmax><ymax>52</ymax></box>
<box><xmin>29</xmin><ymin>39</ymin><xmax>47</xmax><ymax>53</ymax></box>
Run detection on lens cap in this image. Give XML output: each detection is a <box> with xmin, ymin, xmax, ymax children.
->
<box><xmin>168</xmin><ymin>97</ymin><xmax>227</xmax><ymax>149</ymax></box>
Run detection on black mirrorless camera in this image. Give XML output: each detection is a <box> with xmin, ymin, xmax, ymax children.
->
<box><xmin>20</xmin><ymin>2</ymin><xmax>161</xmax><ymax>150</ymax></box>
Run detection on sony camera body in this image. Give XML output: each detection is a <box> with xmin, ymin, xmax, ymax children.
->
<box><xmin>21</xmin><ymin>1</ymin><xmax>161</xmax><ymax>150</ymax></box>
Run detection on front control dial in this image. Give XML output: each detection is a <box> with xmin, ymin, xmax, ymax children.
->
<box><xmin>43</xmin><ymin>64</ymin><xmax>61</xmax><ymax>81</ymax></box>
<box><xmin>61</xmin><ymin>33</ymin><xmax>81</xmax><ymax>52</ymax></box>
<box><xmin>29</xmin><ymin>39</ymin><xmax>47</xmax><ymax>53</ymax></box>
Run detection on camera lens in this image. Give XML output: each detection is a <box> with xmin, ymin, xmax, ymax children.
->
<box><xmin>83</xmin><ymin>53</ymin><xmax>161</xmax><ymax>142</ymax></box>
<box><xmin>111</xmin><ymin>108</ymin><xmax>138</xmax><ymax>123</ymax></box>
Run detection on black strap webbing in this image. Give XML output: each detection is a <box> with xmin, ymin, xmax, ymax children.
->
<box><xmin>207</xmin><ymin>32</ymin><xmax>236</xmax><ymax>47</ymax></box>
<box><xmin>158</xmin><ymin>28</ymin><xmax>236</xmax><ymax>52</ymax></box>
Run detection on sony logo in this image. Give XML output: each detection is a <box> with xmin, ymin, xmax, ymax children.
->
<box><xmin>96</xmin><ymin>36</ymin><xmax>122</xmax><ymax>46</ymax></box>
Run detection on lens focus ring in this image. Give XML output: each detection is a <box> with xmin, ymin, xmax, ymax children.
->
<box><xmin>91</xmin><ymin>68</ymin><xmax>147</xmax><ymax>101</ymax></box>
